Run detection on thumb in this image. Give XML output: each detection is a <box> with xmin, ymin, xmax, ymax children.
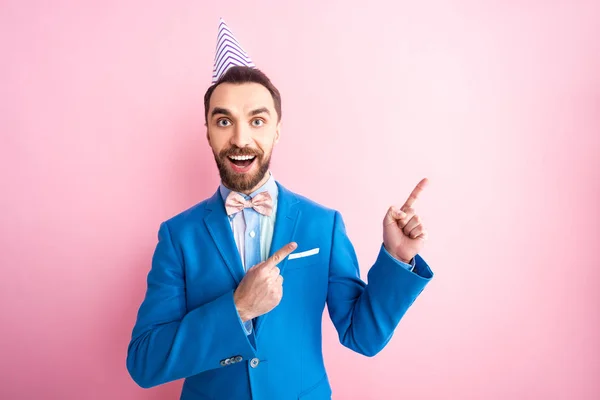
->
<box><xmin>384</xmin><ymin>206</ymin><xmax>407</xmax><ymax>226</ymax></box>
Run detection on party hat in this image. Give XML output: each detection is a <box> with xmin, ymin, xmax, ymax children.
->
<box><xmin>211</xmin><ymin>18</ymin><xmax>255</xmax><ymax>84</ymax></box>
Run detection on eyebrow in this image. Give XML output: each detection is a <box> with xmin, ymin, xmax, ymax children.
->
<box><xmin>249</xmin><ymin>107</ymin><xmax>270</xmax><ymax>117</ymax></box>
<box><xmin>210</xmin><ymin>107</ymin><xmax>271</xmax><ymax>119</ymax></box>
<box><xmin>211</xmin><ymin>107</ymin><xmax>232</xmax><ymax>118</ymax></box>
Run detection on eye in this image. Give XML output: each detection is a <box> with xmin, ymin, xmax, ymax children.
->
<box><xmin>217</xmin><ymin>119</ymin><xmax>231</xmax><ymax>127</ymax></box>
<box><xmin>252</xmin><ymin>119</ymin><xmax>264</xmax><ymax>127</ymax></box>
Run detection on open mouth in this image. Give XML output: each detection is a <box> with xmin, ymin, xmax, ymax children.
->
<box><xmin>227</xmin><ymin>155</ymin><xmax>257</xmax><ymax>173</ymax></box>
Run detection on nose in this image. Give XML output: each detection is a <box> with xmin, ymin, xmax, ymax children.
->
<box><xmin>230</xmin><ymin>123</ymin><xmax>252</xmax><ymax>148</ymax></box>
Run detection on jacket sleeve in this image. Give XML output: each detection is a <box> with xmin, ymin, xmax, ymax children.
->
<box><xmin>126</xmin><ymin>221</ymin><xmax>256</xmax><ymax>388</ymax></box>
<box><xmin>326</xmin><ymin>211</ymin><xmax>434</xmax><ymax>357</ymax></box>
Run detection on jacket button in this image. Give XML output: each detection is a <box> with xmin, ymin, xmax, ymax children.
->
<box><xmin>220</xmin><ymin>360</ymin><xmax>227</xmax><ymax>366</ymax></box>
<box><xmin>235</xmin><ymin>356</ymin><xmax>243</xmax><ymax>363</ymax></box>
<box><xmin>250</xmin><ymin>358</ymin><xmax>260</xmax><ymax>368</ymax></box>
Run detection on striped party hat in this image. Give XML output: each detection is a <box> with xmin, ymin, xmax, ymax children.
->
<box><xmin>211</xmin><ymin>18</ymin><xmax>256</xmax><ymax>84</ymax></box>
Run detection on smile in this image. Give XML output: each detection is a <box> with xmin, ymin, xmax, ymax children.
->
<box><xmin>227</xmin><ymin>155</ymin><xmax>257</xmax><ymax>173</ymax></box>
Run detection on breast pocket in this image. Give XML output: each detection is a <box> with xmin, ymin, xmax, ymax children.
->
<box><xmin>285</xmin><ymin>247</ymin><xmax>322</xmax><ymax>270</ymax></box>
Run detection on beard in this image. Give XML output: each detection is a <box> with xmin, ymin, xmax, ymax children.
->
<box><xmin>213</xmin><ymin>145</ymin><xmax>272</xmax><ymax>193</ymax></box>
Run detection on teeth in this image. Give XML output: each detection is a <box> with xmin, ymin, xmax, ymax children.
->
<box><xmin>229</xmin><ymin>155</ymin><xmax>256</xmax><ymax>161</ymax></box>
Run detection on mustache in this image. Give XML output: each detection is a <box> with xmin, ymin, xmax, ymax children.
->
<box><xmin>220</xmin><ymin>147</ymin><xmax>263</xmax><ymax>158</ymax></box>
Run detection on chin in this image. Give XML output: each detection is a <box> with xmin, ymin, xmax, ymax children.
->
<box><xmin>222</xmin><ymin>165</ymin><xmax>269</xmax><ymax>192</ymax></box>
<box><xmin>214</xmin><ymin>150</ymin><xmax>272</xmax><ymax>193</ymax></box>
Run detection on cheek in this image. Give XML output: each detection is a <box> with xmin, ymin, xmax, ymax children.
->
<box><xmin>207</xmin><ymin>132</ymin><xmax>228</xmax><ymax>152</ymax></box>
<box><xmin>256</xmin><ymin>129</ymin><xmax>277</xmax><ymax>148</ymax></box>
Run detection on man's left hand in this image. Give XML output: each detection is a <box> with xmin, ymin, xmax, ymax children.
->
<box><xmin>383</xmin><ymin>178</ymin><xmax>429</xmax><ymax>264</ymax></box>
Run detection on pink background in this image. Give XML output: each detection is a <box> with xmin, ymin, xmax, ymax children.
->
<box><xmin>1</xmin><ymin>1</ymin><xmax>599</xmax><ymax>399</ymax></box>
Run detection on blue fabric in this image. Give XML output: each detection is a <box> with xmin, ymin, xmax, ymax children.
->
<box><xmin>127</xmin><ymin>181</ymin><xmax>434</xmax><ymax>400</ymax></box>
<box><xmin>219</xmin><ymin>173</ymin><xmax>415</xmax><ymax>337</ymax></box>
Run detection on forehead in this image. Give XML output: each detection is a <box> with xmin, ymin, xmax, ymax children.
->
<box><xmin>209</xmin><ymin>82</ymin><xmax>275</xmax><ymax>115</ymax></box>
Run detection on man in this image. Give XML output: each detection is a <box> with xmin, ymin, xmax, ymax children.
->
<box><xmin>127</xmin><ymin>19</ymin><xmax>434</xmax><ymax>400</ymax></box>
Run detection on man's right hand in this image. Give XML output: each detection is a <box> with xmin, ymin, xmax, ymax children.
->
<box><xmin>233</xmin><ymin>242</ymin><xmax>298</xmax><ymax>323</ymax></box>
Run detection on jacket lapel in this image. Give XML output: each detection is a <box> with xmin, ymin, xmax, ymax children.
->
<box><xmin>255</xmin><ymin>181</ymin><xmax>300</xmax><ymax>337</ymax></box>
<box><xmin>203</xmin><ymin>189</ymin><xmax>245</xmax><ymax>285</ymax></box>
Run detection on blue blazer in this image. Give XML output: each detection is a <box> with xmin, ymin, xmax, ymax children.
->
<box><xmin>127</xmin><ymin>181</ymin><xmax>433</xmax><ymax>400</ymax></box>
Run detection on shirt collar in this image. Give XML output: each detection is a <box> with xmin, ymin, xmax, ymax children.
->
<box><xmin>219</xmin><ymin>171</ymin><xmax>278</xmax><ymax>204</ymax></box>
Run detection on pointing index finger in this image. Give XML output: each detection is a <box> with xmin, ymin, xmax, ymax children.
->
<box><xmin>265</xmin><ymin>242</ymin><xmax>298</xmax><ymax>269</ymax></box>
<box><xmin>402</xmin><ymin>178</ymin><xmax>429</xmax><ymax>209</ymax></box>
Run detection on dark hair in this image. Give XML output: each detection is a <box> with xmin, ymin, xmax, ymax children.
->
<box><xmin>203</xmin><ymin>66</ymin><xmax>282</xmax><ymax>124</ymax></box>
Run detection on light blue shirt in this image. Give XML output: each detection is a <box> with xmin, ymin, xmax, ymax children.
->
<box><xmin>219</xmin><ymin>172</ymin><xmax>415</xmax><ymax>335</ymax></box>
<box><xmin>219</xmin><ymin>172</ymin><xmax>279</xmax><ymax>334</ymax></box>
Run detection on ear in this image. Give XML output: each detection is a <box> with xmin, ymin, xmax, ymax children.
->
<box><xmin>274</xmin><ymin>121</ymin><xmax>281</xmax><ymax>144</ymax></box>
<box><xmin>205</xmin><ymin>125</ymin><xmax>211</xmax><ymax>144</ymax></box>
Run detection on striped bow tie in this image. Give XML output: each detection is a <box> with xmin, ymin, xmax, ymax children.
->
<box><xmin>224</xmin><ymin>191</ymin><xmax>273</xmax><ymax>217</ymax></box>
